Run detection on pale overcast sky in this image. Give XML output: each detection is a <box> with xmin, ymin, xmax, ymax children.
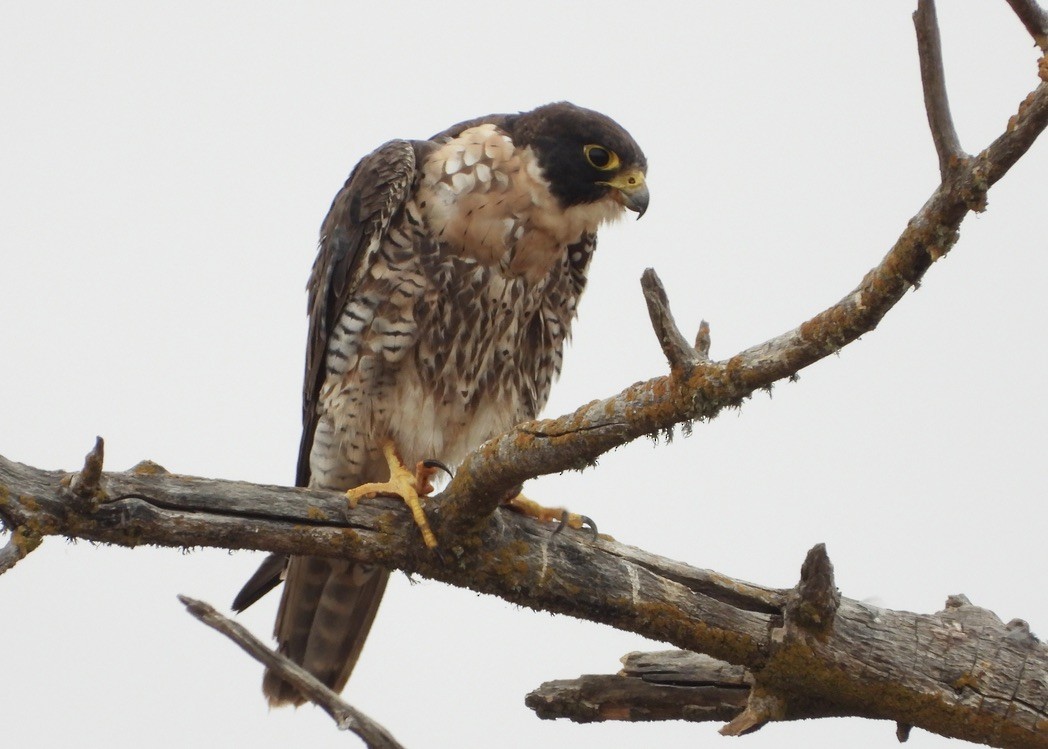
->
<box><xmin>3</xmin><ymin>2</ymin><xmax>1045</xmax><ymax>747</ymax></box>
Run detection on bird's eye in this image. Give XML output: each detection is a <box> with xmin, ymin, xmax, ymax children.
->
<box><xmin>584</xmin><ymin>144</ymin><xmax>620</xmax><ymax>171</ymax></box>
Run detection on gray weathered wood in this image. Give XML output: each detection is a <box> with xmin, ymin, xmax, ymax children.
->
<box><xmin>3</xmin><ymin>4</ymin><xmax>1048</xmax><ymax>746</ymax></box>
<box><xmin>527</xmin><ymin>651</ymin><xmax>751</xmax><ymax>724</ymax></box>
<box><xmin>526</xmin><ymin>600</ymin><xmax>1048</xmax><ymax>748</ymax></box>
<box><xmin>2</xmin><ymin>453</ymin><xmax>1047</xmax><ymax>747</ymax></box>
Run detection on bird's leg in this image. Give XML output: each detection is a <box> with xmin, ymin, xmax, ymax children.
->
<box><xmin>345</xmin><ymin>440</ymin><xmax>438</xmax><ymax>548</ymax></box>
<box><xmin>503</xmin><ymin>494</ymin><xmax>596</xmax><ymax>535</ymax></box>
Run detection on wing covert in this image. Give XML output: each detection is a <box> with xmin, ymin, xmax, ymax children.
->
<box><xmin>296</xmin><ymin>139</ymin><xmax>419</xmax><ymax>488</ymax></box>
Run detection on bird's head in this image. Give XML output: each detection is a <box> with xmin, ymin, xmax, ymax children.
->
<box><xmin>511</xmin><ymin>102</ymin><xmax>649</xmax><ymax>218</ymax></box>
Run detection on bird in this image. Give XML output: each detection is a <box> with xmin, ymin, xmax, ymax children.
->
<box><xmin>232</xmin><ymin>101</ymin><xmax>649</xmax><ymax>706</ymax></box>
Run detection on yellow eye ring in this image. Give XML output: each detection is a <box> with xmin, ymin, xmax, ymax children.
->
<box><xmin>584</xmin><ymin>144</ymin><xmax>620</xmax><ymax>171</ymax></box>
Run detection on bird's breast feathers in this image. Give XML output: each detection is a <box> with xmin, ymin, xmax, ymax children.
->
<box><xmin>312</xmin><ymin>106</ymin><xmax>647</xmax><ymax>478</ymax></box>
<box><xmin>416</xmin><ymin>124</ymin><xmax>622</xmax><ymax>282</ymax></box>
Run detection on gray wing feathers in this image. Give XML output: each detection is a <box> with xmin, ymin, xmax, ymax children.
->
<box><xmin>297</xmin><ymin>139</ymin><xmax>419</xmax><ymax>486</ymax></box>
<box><xmin>241</xmin><ymin>140</ymin><xmax>418</xmax><ymax>704</ymax></box>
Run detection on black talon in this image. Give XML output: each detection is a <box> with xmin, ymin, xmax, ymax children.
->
<box><xmin>579</xmin><ymin>514</ymin><xmax>598</xmax><ymax>538</ymax></box>
<box><xmin>421</xmin><ymin>459</ymin><xmax>454</xmax><ymax>479</ymax></box>
<box><xmin>551</xmin><ymin>511</ymin><xmax>598</xmax><ymax>539</ymax></box>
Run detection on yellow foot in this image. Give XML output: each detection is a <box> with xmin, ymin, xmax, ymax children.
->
<box><xmin>346</xmin><ymin>441</ymin><xmax>438</xmax><ymax>549</ymax></box>
<box><xmin>504</xmin><ymin>494</ymin><xmax>595</xmax><ymax>534</ymax></box>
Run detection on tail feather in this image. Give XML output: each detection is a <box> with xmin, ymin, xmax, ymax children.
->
<box><xmin>263</xmin><ymin>555</ymin><xmax>389</xmax><ymax>706</ymax></box>
<box><xmin>231</xmin><ymin>553</ymin><xmax>287</xmax><ymax>613</ymax></box>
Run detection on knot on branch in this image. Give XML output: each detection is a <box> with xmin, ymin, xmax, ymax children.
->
<box><xmin>65</xmin><ymin>436</ymin><xmax>107</xmax><ymax>507</ymax></box>
<box><xmin>897</xmin><ymin>722</ymin><xmax>913</xmax><ymax>742</ymax></box>
<box><xmin>784</xmin><ymin>543</ymin><xmax>840</xmax><ymax>636</ymax></box>
<box><xmin>694</xmin><ymin>320</ymin><xmax>711</xmax><ymax>360</ymax></box>
<box><xmin>719</xmin><ymin>685</ymin><xmax>786</xmax><ymax>736</ymax></box>
<box><xmin>128</xmin><ymin>460</ymin><xmax>170</xmax><ymax>476</ymax></box>
<box><xmin>939</xmin><ymin>593</ymin><xmax>1006</xmax><ymax>628</ymax></box>
<box><xmin>939</xmin><ymin>594</ymin><xmax>1041</xmax><ymax>645</ymax></box>
<box><xmin>943</xmin><ymin>593</ymin><xmax>973</xmax><ymax>610</ymax></box>
<box><xmin>1005</xmin><ymin>618</ymin><xmax>1041</xmax><ymax>647</ymax></box>
<box><xmin>718</xmin><ymin>545</ymin><xmax>838</xmax><ymax>738</ymax></box>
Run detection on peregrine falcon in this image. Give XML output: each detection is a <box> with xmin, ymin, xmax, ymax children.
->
<box><xmin>233</xmin><ymin>101</ymin><xmax>648</xmax><ymax>705</ymax></box>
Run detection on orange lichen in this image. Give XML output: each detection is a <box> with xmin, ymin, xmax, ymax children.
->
<box><xmin>130</xmin><ymin>460</ymin><xmax>168</xmax><ymax>476</ymax></box>
<box><xmin>951</xmin><ymin>672</ymin><xmax>982</xmax><ymax>692</ymax></box>
<box><xmin>11</xmin><ymin>525</ymin><xmax>43</xmax><ymax>555</ymax></box>
<box><xmin>17</xmin><ymin>494</ymin><xmax>40</xmax><ymax>512</ymax></box>
<box><xmin>612</xmin><ymin>596</ymin><xmax>766</xmax><ymax>668</ymax></box>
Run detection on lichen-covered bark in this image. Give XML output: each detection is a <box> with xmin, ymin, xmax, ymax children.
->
<box><xmin>3</xmin><ymin>6</ymin><xmax>1047</xmax><ymax>747</ymax></box>
<box><xmin>2</xmin><ymin>454</ymin><xmax>1047</xmax><ymax>747</ymax></box>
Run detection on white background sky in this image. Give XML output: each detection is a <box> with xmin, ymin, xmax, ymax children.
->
<box><xmin>3</xmin><ymin>2</ymin><xmax>1045</xmax><ymax>747</ymax></box>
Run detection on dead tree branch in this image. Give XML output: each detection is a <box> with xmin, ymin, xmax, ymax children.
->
<box><xmin>0</xmin><ymin>525</ymin><xmax>41</xmax><ymax>575</ymax></box>
<box><xmin>526</xmin><ymin>581</ymin><xmax>1047</xmax><ymax>749</ymax></box>
<box><xmin>2</xmin><ymin>456</ymin><xmax>1047</xmax><ymax>747</ymax></box>
<box><xmin>526</xmin><ymin>651</ymin><xmax>751</xmax><ymax>724</ymax></box>
<box><xmin>1006</xmin><ymin>0</ymin><xmax>1048</xmax><ymax>50</ymax></box>
<box><xmin>179</xmin><ymin>595</ymin><xmax>404</xmax><ymax>749</ymax></box>
<box><xmin>431</xmin><ymin>7</ymin><xmax>1048</xmax><ymax>542</ymax></box>
<box><xmin>0</xmin><ymin>451</ymin><xmax>779</xmax><ymax>663</ymax></box>
<box><xmin>641</xmin><ymin>268</ymin><xmax>704</xmax><ymax>371</ymax></box>
<box><xmin>3</xmin><ymin>4</ymin><xmax>1048</xmax><ymax>747</ymax></box>
<box><xmin>915</xmin><ymin>0</ymin><xmax>966</xmax><ymax>178</ymax></box>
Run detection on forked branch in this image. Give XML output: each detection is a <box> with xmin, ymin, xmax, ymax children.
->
<box><xmin>431</xmin><ymin>0</ymin><xmax>1048</xmax><ymax>545</ymax></box>
<box><xmin>2</xmin><ymin>3</ymin><xmax>1048</xmax><ymax>748</ymax></box>
<box><xmin>526</xmin><ymin>550</ymin><xmax>1048</xmax><ymax>749</ymax></box>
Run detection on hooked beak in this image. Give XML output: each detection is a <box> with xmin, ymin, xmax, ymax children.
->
<box><xmin>620</xmin><ymin>181</ymin><xmax>650</xmax><ymax>218</ymax></box>
<box><xmin>601</xmin><ymin>168</ymin><xmax>649</xmax><ymax>218</ymax></box>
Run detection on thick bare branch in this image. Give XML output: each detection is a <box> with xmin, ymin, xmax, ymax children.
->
<box><xmin>1006</xmin><ymin>0</ymin><xmax>1048</xmax><ymax>50</ymax></box>
<box><xmin>3</xmin><ymin>10</ymin><xmax>1047</xmax><ymax>748</ymax></box>
<box><xmin>915</xmin><ymin>0</ymin><xmax>966</xmax><ymax>178</ymax></box>
<box><xmin>3</xmin><ymin>455</ymin><xmax>1047</xmax><ymax>747</ymax></box>
<box><xmin>179</xmin><ymin>595</ymin><xmax>404</xmax><ymax>749</ymax></box>
<box><xmin>0</xmin><ymin>451</ymin><xmax>775</xmax><ymax>666</ymax></box>
<box><xmin>527</xmin><ymin>593</ymin><xmax>1048</xmax><ymax>748</ymax></box>
<box><xmin>719</xmin><ymin>686</ymin><xmax>786</xmax><ymax>736</ymax></box>
<box><xmin>528</xmin><ymin>603</ymin><xmax>1048</xmax><ymax>746</ymax></box>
